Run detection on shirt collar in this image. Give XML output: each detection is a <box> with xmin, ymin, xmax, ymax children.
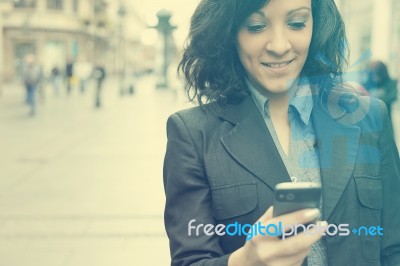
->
<box><xmin>246</xmin><ymin>79</ymin><xmax>271</xmax><ymax>118</ymax></box>
<box><xmin>246</xmin><ymin>78</ymin><xmax>314</xmax><ymax>125</ymax></box>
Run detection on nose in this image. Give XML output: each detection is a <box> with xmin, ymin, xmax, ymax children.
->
<box><xmin>265</xmin><ymin>28</ymin><xmax>291</xmax><ymax>57</ymax></box>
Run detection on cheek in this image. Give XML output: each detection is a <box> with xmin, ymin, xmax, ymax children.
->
<box><xmin>237</xmin><ymin>48</ymin><xmax>254</xmax><ymax>72</ymax></box>
<box><xmin>291</xmin><ymin>22</ymin><xmax>313</xmax><ymax>54</ymax></box>
<box><xmin>237</xmin><ymin>34</ymin><xmax>264</xmax><ymax>63</ymax></box>
<box><xmin>294</xmin><ymin>32</ymin><xmax>312</xmax><ymax>57</ymax></box>
<box><xmin>303</xmin><ymin>25</ymin><xmax>313</xmax><ymax>53</ymax></box>
<box><xmin>236</xmin><ymin>36</ymin><xmax>247</xmax><ymax>66</ymax></box>
<box><xmin>236</xmin><ymin>48</ymin><xmax>248</xmax><ymax>71</ymax></box>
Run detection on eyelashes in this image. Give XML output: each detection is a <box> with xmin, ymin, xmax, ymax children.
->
<box><xmin>246</xmin><ymin>24</ymin><xmax>267</xmax><ymax>33</ymax></box>
<box><xmin>288</xmin><ymin>21</ymin><xmax>307</xmax><ymax>30</ymax></box>
<box><xmin>245</xmin><ymin>20</ymin><xmax>308</xmax><ymax>33</ymax></box>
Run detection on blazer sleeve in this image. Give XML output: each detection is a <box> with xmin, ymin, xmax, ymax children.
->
<box><xmin>163</xmin><ymin>113</ymin><xmax>230</xmax><ymax>266</ymax></box>
<box><xmin>379</xmin><ymin>102</ymin><xmax>400</xmax><ymax>265</ymax></box>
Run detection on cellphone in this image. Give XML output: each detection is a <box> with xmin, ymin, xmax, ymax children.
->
<box><xmin>273</xmin><ymin>181</ymin><xmax>321</xmax><ymax>217</ymax></box>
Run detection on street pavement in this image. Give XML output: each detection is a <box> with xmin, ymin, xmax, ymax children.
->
<box><xmin>0</xmin><ymin>76</ymin><xmax>191</xmax><ymax>266</ymax></box>
<box><xmin>0</xmin><ymin>77</ymin><xmax>399</xmax><ymax>266</ymax></box>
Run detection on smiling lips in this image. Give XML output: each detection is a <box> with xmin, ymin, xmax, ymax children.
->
<box><xmin>262</xmin><ymin>58</ymin><xmax>296</xmax><ymax>68</ymax></box>
<box><xmin>261</xmin><ymin>58</ymin><xmax>296</xmax><ymax>74</ymax></box>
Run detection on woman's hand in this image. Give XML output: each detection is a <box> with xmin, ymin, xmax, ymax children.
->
<box><xmin>228</xmin><ymin>207</ymin><xmax>328</xmax><ymax>266</ymax></box>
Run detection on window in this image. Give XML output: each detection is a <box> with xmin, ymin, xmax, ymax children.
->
<box><xmin>73</xmin><ymin>0</ymin><xmax>78</xmax><ymax>13</ymax></box>
<box><xmin>47</xmin><ymin>0</ymin><xmax>63</xmax><ymax>10</ymax></box>
<box><xmin>94</xmin><ymin>0</ymin><xmax>107</xmax><ymax>15</ymax></box>
<box><xmin>14</xmin><ymin>42</ymin><xmax>36</xmax><ymax>76</ymax></box>
<box><xmin>14</xmin><ymin>0</ymin><xmax>37</xmax><ymax>8</ymax></box>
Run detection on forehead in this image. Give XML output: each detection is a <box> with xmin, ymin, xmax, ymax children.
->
<box><xmin>251</xmin><ymin>0</ymin><xmax>312</xmax><ymax>17</ymax></box>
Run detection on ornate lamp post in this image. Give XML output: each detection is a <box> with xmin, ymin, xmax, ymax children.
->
<box><xmin>117</xmin><ymin>1</ymin><xmax>126</xmax><ymax>96</ymax></box>
<box><xmin>0</xmin><ymin>3</ymin><xmax>4</xmax><ymax>93</ymax></box>
<box><xmin>152</xmin><ymin>9</ymin><xmax>176</xmax><ymax>89</ymax></box>
<box><xmin>93</xmin><ymin>0</ymin><xmax>107</xmax><ymax>64</ymax></box>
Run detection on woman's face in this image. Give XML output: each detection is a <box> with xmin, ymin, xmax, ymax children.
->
<box><xmin>237</xmin><ymin>0</ymin><xmax>313</xmax><ymax>95</ymax></box>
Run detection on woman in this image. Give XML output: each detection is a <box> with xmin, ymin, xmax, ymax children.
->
<box><xmin>364</xmin><ymin>60</ymin><xmax>398</xmax><ymax>122</ymax></box>
<box><xmin>163</xmin><ymin>0</ymin><xmax>400</xmax><ymax>265</ymax></box>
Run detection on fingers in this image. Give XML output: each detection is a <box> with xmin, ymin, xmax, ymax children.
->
<box><xmin>259</xmin><ymin>207</ymin><xmax>320</xmax><ymax>225</ymax></box>
<box><xmin>270</xmin><ymin>208</ymin><xmax>320</xmax><ymax>226</ymax></box>
<box><xmin>259</xmin><ymin>221</ymin><xmax>327</xmax><ymax>265</ymax></box>
<box><xmin>257</xmin><ymin>208</ymin><xmax>320</xmax><ymax>237</ymax></box>
<box><xmin>268</xmin><ymin>247</ymin><xmax>310</xmax><ymax>266</ymax></box>
<box><xmin>257</xmin><ymin>206</ymin><xmax>274</xmax><ymax>223</ymax></box>
<box><xmin>245</xmin><ymin>208</ymin><xmax>328</xmax><ymax>266</ymax></box>
<box><xmin>255</xmin><ymin>208</ymin><xmax>326</xmax><ymax>242</ymax></box>
<box><xmin>276</xmin><ymin>220</ymin><xmax>328</xmax><ymax>255</ymax></box>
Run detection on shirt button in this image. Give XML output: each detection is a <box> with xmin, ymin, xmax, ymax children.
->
<box><xmin>291</xmin><ymin>176</ymin><xmax>298</xmax><ymax>182</ymax></box>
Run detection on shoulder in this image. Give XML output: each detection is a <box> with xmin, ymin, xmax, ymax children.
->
<box><xmin>167</xmin><ymin>102</ymin><xmax>223</xmax><ymax>132</ymax></box>
<box><xmin>387</xmin><ymin>79</ymin><xmax>398</xmax><ymax>88</ymax></box>
<box><xmin>333</xmin><ymin>95</ymin><xmax>388</xmax><ymax>132</ymax></box>
<box><xmin>172</xmin><ymin>105</ymin><xmax>208</xmax><ymax>122</ymax></box>
<box><xmin>165</xmin><ymin>103</ymin><xmax>230</xmax><ymax>161</ymax></box>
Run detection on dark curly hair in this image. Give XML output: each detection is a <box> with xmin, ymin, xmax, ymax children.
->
<box><xmin>179</xmin><ymin>0</ymin><xmax>349</xmax><ymax>105</ymax></box>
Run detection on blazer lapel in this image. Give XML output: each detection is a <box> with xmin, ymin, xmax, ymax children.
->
<box><xmin>312</xmin><ymin>102</ymin><xmax>361</xmax><ymax>220</ymax></box>
<box><xmin>215</xmin><ymin>95</ymin><xmax>361</xmax><ymax>219</ymax></box>
<box><xmin>217</xmin><ymin>96</ymin><xmax>291</xmax><ymax>190</ymax></box>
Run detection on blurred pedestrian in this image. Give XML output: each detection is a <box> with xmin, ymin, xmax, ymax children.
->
<box><xmin>22</xmin><ymin>54</ymin><xmax>42</xmax><ymax>116</ymax></box>
<box><xmin>74</xmin><ymin>57</ymin><xmax>92</xmax><ymax>94</ymax></box>
<box><xmin>65</xmin><ymin>58</ymin><xmax>74</xmax><ymax>94</ymax></box>
<box><xmin>364</xmin><ymin>60</ymin><xmax>398</xmax><ymax>121</ymax></box>
<box><xmin>51</xmin><ymin>66</ymin><xmax>62</xmax><ymax>96</ymax></box>
<box><xmin>93</xmin><ymin>65</ymin><xmax>106</xmax><ymax>108</ymax></box>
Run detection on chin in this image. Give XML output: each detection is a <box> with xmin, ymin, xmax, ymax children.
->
<box><xmin>263</xmin><ymin>82</ymin><xmax>292</xmax><ymax>94</ymax></box>
<box><xmin>272</xmin><ymin>77</ymin><xmax>298</xmax><ymax>92</ymax></box>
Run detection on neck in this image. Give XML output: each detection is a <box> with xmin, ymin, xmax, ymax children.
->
<box><xmin>266</xmin><ymin>80</ymin><xmax>298</xmax><ymax>119</ymax></box>
<box><xmin>269</xmin><ymin>95</ymin><xmax>289</xmax><ymax>121</ymax></box>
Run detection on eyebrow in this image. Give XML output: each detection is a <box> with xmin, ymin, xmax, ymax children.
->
<box><xmin>286</xmin><ymin>7</ymin><xmax>311</xmax><ymax>17</ymax></box>
<box><xmin>253</xmin><ymin>6</ymin><xmax>311</xmax><ymax>18</ymax></box>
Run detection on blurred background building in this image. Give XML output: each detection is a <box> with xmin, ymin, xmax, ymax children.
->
<box><xmin>0</xmin><ymin>0</ymin><xmax>155</xmax><ymax>82</ymax></box>
<box><xmin>337</xmin><ymin>0</ymin><xmax>400</xmax><ymax>79</ymax></box>
<box><xmin>0</xmin><ymin>0</ymin><xmax>399</xmax><ymax>84</ymax></box>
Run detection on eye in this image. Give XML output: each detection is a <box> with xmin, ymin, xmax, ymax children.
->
<box><xmin>288</xmin><ymin>21</ymin><xmax>306</xmax><ymax>30</ymax></box>
<box><xmin>246</xmin><ymin>23</ymin><xmax>267</xmax><ymax>33</ymax></box>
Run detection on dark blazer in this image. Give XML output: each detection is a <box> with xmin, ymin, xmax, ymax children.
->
<box><xmin>163</xmin><ymin>94</ymin><xmax>400</xmax><ymax>266</ymax></box>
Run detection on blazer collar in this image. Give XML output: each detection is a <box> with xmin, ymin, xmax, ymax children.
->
<box><xmin>215</xmin><ymin>95</ymin><xmax>361</xmax><ymax>220</ymax></box>
<box><xmin>216</xmin><ymin>96</ymin><xmax>292</xmax><ymax>190</ymax></box>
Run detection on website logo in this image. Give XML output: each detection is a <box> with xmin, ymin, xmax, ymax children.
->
<box><xmin>188</xmin><ymin>219</ymin><xmax>383</xmax><ymax>240</ymax></box>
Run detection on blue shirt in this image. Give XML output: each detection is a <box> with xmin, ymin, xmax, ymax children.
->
<box><xmin>247</xmin><ymin>79</ymin><xmax>327</xmax><ymax>266</ymax></box>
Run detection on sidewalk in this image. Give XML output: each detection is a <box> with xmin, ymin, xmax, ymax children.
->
<box><xmin>0</xmin><ymin>76</ymin><xmax>191</xmax><ymax>266</ymax></box>
<box><xmin>0</xmin><ymin>78</ymin><xmax>399</xmax><ymax>265</ymax></box>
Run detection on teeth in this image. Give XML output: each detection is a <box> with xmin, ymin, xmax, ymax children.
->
<box><xmin>265</xmin><ymin>60</ymin><xmax>293</xmax><ymax>68</ymax></box>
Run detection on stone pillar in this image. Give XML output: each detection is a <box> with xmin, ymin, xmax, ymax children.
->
<box><xmin>0</xmin><ymin>9</ymin><xmax>3</xmax><ymax>90</ymax></box>
<box><xmin>371</xmin><ymin>0</ymin><xmax>392</xmax><ymax>61</ymax></box>
<box><xmin>37</xmin><ymin>0</ymin><xmax>46</xmax><ymax>12</ymax></box>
